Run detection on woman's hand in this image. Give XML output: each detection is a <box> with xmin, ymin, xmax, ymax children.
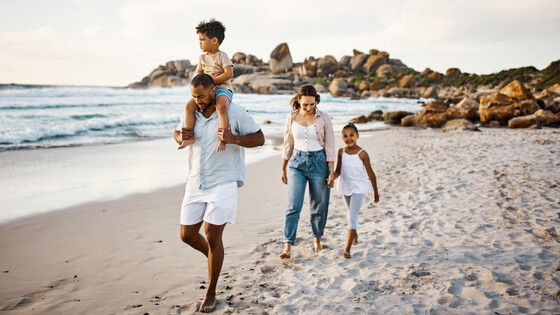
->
<box><xmin>281</xmin><ymin>169</ymin><xmax>288</xmax><ymax>185</ymax></box>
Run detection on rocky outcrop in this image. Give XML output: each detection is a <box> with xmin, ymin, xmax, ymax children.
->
<box><xmin>317</xmin><ymin>56</ymin><xmax>339</xmax><ymax>77</ymax></box>
<box><xmin>232</xmin><ymin>72</ymin><xmax>293</xmax><ymax>94</ymax></box>
<box><xmin>447</xmin><ymin>97</ymin><xmax>479</xmax><ymax>120</ymax></box>
<box><xmin>127</xmin><ymin>59</ymin><xmax>194</xmax><ymax>88</ymax></box>
<box><xmin>269</xmin><ymin>43</ymin><xmax>293</xmax><ymax>74</ymax></box>
<box><xmin>328</xmin><ymin>78</ymin><xmax>348</xmax><ymax>97</ymax></box>
<box><xmin>383</xmin><ymin>111</ymin><xmax>413</xmax><ymax>124</ymax></box>
<box><xmin>415</xmin><ymin>100</ymin><xmax>449</xmax><ymax>127</ymax></box>
<box><xmin>363</xmin><ymin>55</ymin><xmax>386</xmax><ymax>74</ymax></box>
<box><xmin>350</xmin><ymin>54</ymin><xmax>368</xmax><ymax>73</ymax></box>
<box><xmin>479</xmin><ymin>80</ymin><xmax>539</xmax><ymax>124</ymax></box>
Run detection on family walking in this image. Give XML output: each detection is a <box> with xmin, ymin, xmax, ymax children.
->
<box><xmin>173</xmin><ymin>19</ymin><xmax>379</xmax><ymax>313</ymax></box>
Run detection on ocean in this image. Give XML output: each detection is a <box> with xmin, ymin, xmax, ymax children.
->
<box><xmin>0</xmin><ymin>84</ymin><xmax>425</xmax><ymax>223</ymax></box>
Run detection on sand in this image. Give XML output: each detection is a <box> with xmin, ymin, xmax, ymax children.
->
<box><xmin>1</xmin><ymin>127</ymin><xmax>559</xmax><ymax>314</ymax></box>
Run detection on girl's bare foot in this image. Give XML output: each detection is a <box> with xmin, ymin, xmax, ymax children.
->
<box><xmin>199</xmin><ymin>295</ymin><xmax>217</xmax><ymax>313</ymax></box>
<box><xmin>279</xmin><ymin>242</ymin><xmax>291</xmax><ymax>259</ymax></box>
<box><xmin>313</xmin><ymin>238</ymin><xmax>322</xmax><ymax>252</ymax></box>
<box><xmin>178</xmin><ymin>139</ymin><xmax>194</xmax><ymax>150</ymax></box>
<box><xmin>343</xmin><ymin>251</ymin><xmax>351</xmax><ymax>258</ymax></box>
<box><xmin>216</xmin><ymin>141</ymin><xmax>226</xmax><ymax>152</ymax></box>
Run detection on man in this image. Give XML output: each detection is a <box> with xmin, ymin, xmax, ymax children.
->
<box><xmin>173</xmin><ymin>73</ymin><xmax>264</xmax><ymax>312</ymax></box>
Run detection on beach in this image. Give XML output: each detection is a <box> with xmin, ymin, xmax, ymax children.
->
<box><xmin>1</xmin><ymin>126</ymin><xmax>559</xmax><ymax>314</ymax></box>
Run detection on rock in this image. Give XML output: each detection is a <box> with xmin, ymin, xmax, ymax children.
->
<box><xmin>514</xmin><ymin>99</ymin><xmax>539</xmax><ymax>117</ymax></box>
<box><xmin>231</xmin><ymin>52</ymin><xmax>247</xmax><ymax>64</ymax></box>
<box><xmin>548</xmin><ymin>83</ymin><xmax>560</xmax><ymax>95</ymax></box>
<box><xmin>317</xmin><ymin>55</ymin><xmax>339</xmax><ymax>77</ymax></box>
<box><xmin>422</xmin><ymin>68</ymin><xmax>433</xmax><ymax>76</ymax></box>
<box><xmin>174</xmin><ymin>60</ymin><xmax>191</xmax><ymax>72</ymax></box>
<box><xmin>232</xmin><ymin>64</ymin><xmax>256</xmax><ymax>78</ymax></box>
<box><xmin>499</xmin><ymin>80</ymin><xmax>534</xmax><ymax>101</ymax></box>
<box><xmin>339</xmin><ymin>56</ymin><xmax>352</xmax><ymax>68</ymax></box>
<box><xmin>367</xmin><ymin>110</ymin><xmax>384</xmax><ymax>121</ymax></box>
<box><xmin>479</xmin><ymin>93</ymin><xmax>515</xmax><ymax>123</ymax></box>
<box><xmin>262</xmin><ymin>120</ymin><xmax>272</xmax><ymax>124</ymax></box>
<box><xmin>441</xmin><ymin>119</ymin><xmax>479</xmax><ymax>132</ymax></box>
<box><xmin>314</xmin><ymin>84</ymin><xmax>329</xmax><ymax>94</ymax></box>
<box><xmin>416</xmin><ymin>100</ymin><xmax>449</xmax><ymax>127</ymax></box>
<box><xmin>363</xmin><ymin>55</ymin><xmax>386</xmax><ymax>74</ymax></box>
<box><xmin>328</xmin><ymin>78</ymin><xmax>348</xmax><ymax>97</ymax></box>
<box><xmin>445</xmin><ymin>68</ymin><xmax>462</xmax><ymax>76</ymax></box>
<box><xmin>232</xmin><ymin>72</ymin><xmax>292</xmax><ymax>94</ymax></box>
<box><xmin>422</xmin><ymin>86</ymin><xmax>438</xmax><ymax>99</ymax></box>
<box><xmin>378</xmin><ymin>51</ymin><xmax>389</xmax><ymax>59</ymax></box>
<box><xmin>534</xmin><ymin>89</ymin><xmax>556</xmax><ymax>108</ymax></box>
<box><xmin>401</xmin><ymin>115</ymin><xmax>427</xmax><ymax>128</ymax></box>
<box><xmin>358</xmin><ymin>81</ymin><xmax>371</xmax><ymax>91</ymax></box>
<box><xmin>333</xmin><ymin>69</ymin><xmax>349</xmax><ymax>77</ymax></box>
<box><xmin>399</xmin><ymin>74</ymin><xmax>416</xmax><ymax>89</ymax></box>
<box><xmin>299</xmin><ymin>58</ymin><xmax>317</xmax><ymax>77</ymax></box>
<box><xmin>350</xmin><ymin>54</ymin><xmax>368</xmax><ymax>73</ymax></box>
<box><xmin>383</xmin><ymin>111</ymin><xmax>413</xmax><ymax>124</ymax></box>
<box><xmin>376</xmin><ymin>64</ymin><xmax>394</xmax><ymax>79</ymax></box>
<box><xmin>508</xmin><ymin>115</ymin><xmax>538</xmax><ymax>129</ymax></box>
<box><xmin>369</xmin><ymin>49</ymin><xmax>379</xmax><ymax>55</ymax></box>
<box><xmin>269</xmin><ymin>43</ymin><xmax>293</xmax><ymax>74</ymax></box>
<box><xmin>550</xmin><ymin>103</ymin><xmax>560</xmax><ymax>114</ymax></box>
<box><xmin>386</xmin><ymin>87</ymin><xmax>404</xmax><ymax>98</ymax></box>
<box><xmin>166</xmin><ymin>61</ymin><xmax>176</xmax><ymax>71</ymax></box>
<box><xmin>349</xmin><ymin>115</ymin><xmax>367</xmax><ymax>124</ymax></box>
<box><xmin>352</xmin><ymin>49</ymin><xmax>364</xmax><ymax>56</ymax></box>
<box><xmin>534</xmin><ymin>109</ymin><xmax>560</xmax><ymax>126</ymax></box>
<box><xmin>370</xmin><ymin>81</ymin><xmax>388</xmax><ymax>91</ymax></box>
<box><xmin>428</xmin><ymin>72</ymin><xmax>442</xmax><ymax>82</ymax></box>
<box><xmin>447</xmin><ymin>97</ymin><xmax>479</xmax><ymax>120</ymax></box>
<box><xmin>245</xmin><ymin>55</ymin><xmax>264</xmax><ymax>67</ymax></box>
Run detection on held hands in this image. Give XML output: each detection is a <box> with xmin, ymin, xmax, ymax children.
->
<box><xmin>327</xmin><ymin>173</ymin><xmax>336</xmax><ymax>189</ymax></box>
<box><xmin>217</xmin><ymin>128</ymin><xmax>236</xmax><ymax>145</ymax></box>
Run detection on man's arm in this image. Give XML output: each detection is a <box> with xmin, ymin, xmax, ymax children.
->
<box><xmin>217</xmin><ymin>128</ymin><xmax>264</xmax><ymax>148</ymax></box>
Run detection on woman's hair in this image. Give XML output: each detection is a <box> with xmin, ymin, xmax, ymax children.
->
<box><xmin>342</xmin><ymin>123</ymin><xmax>359</xmax><ymax>134</ymax></box>
<box><xmin>290</xmin><ymin>84</ymin><xmax>321</xmax><ymax>111</ymax></box>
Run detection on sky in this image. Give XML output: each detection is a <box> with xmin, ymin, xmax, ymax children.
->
<box><xmin>0</xmin><ymin>0</ymin><xmax>559</xmax><ymax>87</ymax></box>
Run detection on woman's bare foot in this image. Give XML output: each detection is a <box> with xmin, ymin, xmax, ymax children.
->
<box><xmin>313</xmin><ymin>238</ymin><xmax>322</xmax><ymax>252</ymax></box>
<box><xmin>279</xmin><ymin>242</ymin><xmax>291</xmax><ymax>259</ymax></box>
<box><xmin>199</xmin><ymin>295</ymin><xmax>217</xmax><ymax>313</ymax></box>
<box><xmin>178</xmin><ymin>139</ymin><xmax>194</xmax><ymax>150</ymax></box>
<box><xmin>216</xmin><ymin>141</ymin><xmax>226</xmax><ymax>152</ymax></box>
<box><xmin>343</xmin><ymin>251</ymin><xmax>351</xmax><ymax>259</ymax></box>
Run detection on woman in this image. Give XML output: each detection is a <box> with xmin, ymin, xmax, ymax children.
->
<box><xmin>280</xmin><ymin>84</ymin><xmax>336</xmax><ymax>259</ymax></box>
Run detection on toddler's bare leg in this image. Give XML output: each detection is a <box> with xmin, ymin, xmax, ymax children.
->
<box><xmin>215</xmin><ymin>95</ymin><xmax>230</xmax><ymax>152</ymax></box>
<box><xmin>178</xmin><ymin>98</ymin><xmax>197</xmax><ymax>150</ymax></box>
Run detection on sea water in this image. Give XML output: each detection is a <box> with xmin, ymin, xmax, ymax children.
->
<box><xmin>0</xmin><ymin>84</ymin><xmax>425</xmax><ymax>223</ymax></box>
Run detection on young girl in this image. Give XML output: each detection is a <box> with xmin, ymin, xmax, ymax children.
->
<box><xmin>328</xmin><ymin>123</ymin><xmax>379</xmax><ymax>258</ymax></box>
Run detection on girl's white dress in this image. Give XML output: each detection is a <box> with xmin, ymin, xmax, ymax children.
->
<box><xmin>336</xmin><ymin>149</ymin><xmax>371</xmax><ymax>196</ymax></box>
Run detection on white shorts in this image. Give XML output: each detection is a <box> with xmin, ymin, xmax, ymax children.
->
<box><xmin>180</xmin><ymin>182</ymin><xmax>238</xmax><ymax>226</ymax></box>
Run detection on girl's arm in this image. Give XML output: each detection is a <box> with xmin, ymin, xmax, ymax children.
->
<box><xmin>212</xmin><ymin>65</ymin><xmax>233</xmax><ymax>85</ymax></box>
<box><xmin>327</xmin><ymin>148</ymin><xmax>343</xmax><ymax>188</ymax></box>
<box><xmin>359</xmin><ymin>150</ymin><xmax>379</xmax><ymax>203</ymax></box>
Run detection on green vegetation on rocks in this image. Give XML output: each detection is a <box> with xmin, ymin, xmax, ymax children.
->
<box><xmin>536</xmin><ymin>60</ymin><xmax>560</xmax><ymax>89</ymax></box>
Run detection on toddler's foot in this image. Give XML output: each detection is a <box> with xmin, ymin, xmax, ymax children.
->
<box><xmin>343</xmin><ymin>251</ymin><xmax>351</xmax><ymax>259</ymax></box>
<box><xmin>216</xmin><ymin>141</ymin><xmax>226</xmax><ymax>152</ymax></box>
<box><xmin>313</xmin><ymin>238</ymin><xmax>322</xmax><ymax>253</ymax></box>
<box><xmin>178</xmin><ymin>139</ymin><xmax>194</xmax><ymax>150</ymax></box>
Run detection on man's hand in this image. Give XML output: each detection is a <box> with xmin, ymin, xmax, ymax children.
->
<box><xmin>217</xmin><ymin>128</ymin><xmax>237</xmax><ymax>145</ymax></box>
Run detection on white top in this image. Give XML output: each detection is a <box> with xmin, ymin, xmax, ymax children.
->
<box><xmin>336</xmin><ymin>150</ymin><xmax>372</xmax><ymax>196</ymax></box>
<box><xmin>292</xmin><ymin>121</ymin><xmax>323</xmax><ymax>152</ymax></box>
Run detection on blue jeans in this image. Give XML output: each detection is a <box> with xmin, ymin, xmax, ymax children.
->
<box><xmin>284</xmin><ymin>149</ymin><xmax>331</xmax><ymax>243</ymax></box>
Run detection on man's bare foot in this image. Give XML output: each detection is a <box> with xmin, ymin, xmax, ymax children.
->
<box><xmin>199</xmin><ymin>295</ymin><xmax>217</xmax><ymax>313</ymax></box>
<box><xmin>279</xmin><ymin>251</ymin><xmax>291</xmax><ymax>259</ymax></box>
<box><xmin>216</xmin><ymin>141</ymin><xmax>226</xmax><ymax>152</ymax></box>
<box><xmin>178</xmin><ymin>139</ymin><xmax>194</xmax><ymax>150</ymax></box>
<box><xmin>313</xmin><ymin>238</ymin><xmax>322</xmax><ymax>253</ymax></box>
<box><xmin>343</xmin><ymin>251</ymin><xmax>351</xmax><ymax>259</ymax></box>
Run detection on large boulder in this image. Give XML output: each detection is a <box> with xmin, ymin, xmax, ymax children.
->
<box><xmin>422</xmin><ymin>86</ymin><xmax>438</xmax><ymax>99</ymax></box>
<box><xmin>500</xmin><ymin>80</ymin><xmax>534</xmax><ymax>101</ymax></box>
<box><xmin>232</xmin><ymin>64</ymin><xmax>256</xmax><ymax>78</ymax></box>
<box><xmin>349</xmin><ymin>115</ymin><xmax>367</xmax><ymax>124</ymax></box>
<box><xmin>548</xmin><ymin>83</ymin><xmax>560</xmax><ymax>95</ymax></box>
<box><xmin>399</xmin><ymin>74</ymin><xmax>416</xmax><ymax>89</ymax></box>
<box><xmin>376</xmin><ymin>64</ymin><xmax>394</xmax><ymax>79</ymax></box>
<box><xmin>479</xmin><ymin>93</ymin><xmax>515</xmax><ymax>123</ymax></box>
<box><xmin>174</xmin><ymin>60</ymin><xmax>191</xmax><ymax>72</ymax></box>
<box><xmin>350</xmin><ymin>54</ymin><xmax>369</xmax><ymax>73</ymax></box>
<box><xmin>231</xmin><ymin>52</ymin><xmax>247</xmax><ymax>64</ymax></box>
<box><xmin>367</xmin><ymin>110</ymin><xmax>384</xmax><ymax>121</ymax></box>
<box><xmin>447</xmin><ymin>97</ymin><xmax>479</xmax><ymax>120</ymax></box>
<box><xmin>316</xmin><ymin>55</ymin><xmax>339</xmax><ymax>77</ymax></box>
<box><xmin>383</xmin><ymin>111</ymin><xmax>413</xmax><ymax>124</ymax></box>
<box><xmin>269</xmin><ymin>43</ymin><xmax>293</xmax><ymax>74</ymax></box>
<box><xmin>508</xmin><ymin>115</ymin><xmax>538</xmax><ymax>129</ymax></box>
<box><xmin>441</xmin><ymin>119</ymin><xmax>479</xmax><ymax>132</ymax></box>
<box><xmin>232</xmin><ymin>72</ymin><xmax>292</xmax><ymax>94</ymax></box>
<box><xmin>416</xmin><ymin>100</ymin><xmax>449</xmax><ymax>127</ymax></box>
<box><xmin>339</xmin><ymin>56</ymin><xmax>352</xmax><ymax>67</ymax></box>
<box><xmin>401</xmin><ymin>115</ymin><xmax>427</xmax><ymax>128</ymax></box>
<box><xmin>514</xmin><ymin>99</ymin><xmax>539</xmax><ymax>117</ymax></box>
<box><xmin>428</xmin><ymin>72</ymin><xmax>443</xmax><ymax>82</ymax></box>
<box><xmin>386</xmin><ymin>87</ymin><xmax>404</xmax><ymax>98</ymax></box>
<box><xmin>363</xmin><ymin>55</ymin><xmax>386</xmax><ymax>74</ymax></box>
<box><xmin>299</xmin><ymin>58</ymin><xmax>318</xmax><ymax>77</ymax></box>
<box><xmin>328</xmin><ymin>78</ymin><xmax>348</xmax><ymax>97</ymax></box>
<box><xmin>445</xmin><ymin>68</ymin><xmax>462</xmax><ymax>76</ymax></box>
<box><xmin>534</xmin><ymin>109</ymin><xmax>560</xmax><ymax>126</ymax></box>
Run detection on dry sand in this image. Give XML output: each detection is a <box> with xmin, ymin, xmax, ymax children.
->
<box><xmin>1</xmin><ymin>127</ymin><xmax>559</xmax><ymax>314</ymax></box>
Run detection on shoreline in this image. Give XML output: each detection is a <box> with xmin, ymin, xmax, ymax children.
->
<box><xmin>1</xmin><ymin>127</ymin><xmax>559</xmax><ymax>314</ymax></box>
